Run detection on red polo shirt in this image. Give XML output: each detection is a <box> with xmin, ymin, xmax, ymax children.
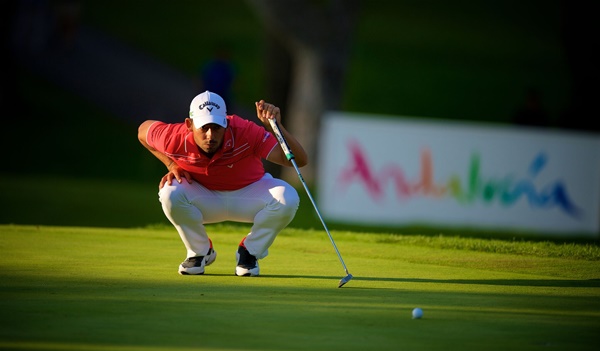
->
<box><xmin>146</xmin><ymin>115</ymin><xmax>279</xmax><ymax>191</ymax></box>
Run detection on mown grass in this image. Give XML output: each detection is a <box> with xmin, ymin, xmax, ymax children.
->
<box><xmin>1</xmin><ymin>224</ymin><xmax>599</xmax><ymax>351</ymax></box>
<box><xmin>375</xmin><ymin>234</ymin><xmax>600</xmax><ymax>261</ymax></box>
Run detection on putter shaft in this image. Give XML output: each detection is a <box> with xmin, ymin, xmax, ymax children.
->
<box><xmin>268</xmin><ymin>118</ymin><xmax>352</xmax><ymax>287</ymax></box>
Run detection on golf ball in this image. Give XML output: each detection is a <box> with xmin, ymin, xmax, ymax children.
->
<box><xmin>412</xmin><ymin>308</ymin><xmax>423</xmax><ymax>319</ymax></box>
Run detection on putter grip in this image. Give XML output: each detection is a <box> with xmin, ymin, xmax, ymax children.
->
<box><xmin>268</xmin><ymin>119</ymin><xmax>295</xmax><ymax>160</ymax></box>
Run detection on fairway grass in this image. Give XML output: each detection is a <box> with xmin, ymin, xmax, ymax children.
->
<box><xmin>1</xmin><ymin>224</ymin><xmax>599</xmax><ymax>351</ymax></box>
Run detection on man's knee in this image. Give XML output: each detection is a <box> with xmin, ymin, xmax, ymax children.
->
<box><xmin>272</xmin><ymin>184</ymin><xmax>300</xmax><ymax>217</ymax></box>
<box><xmin>159</xmin><ymin>182</ymin><xmax>191</xmax><ymax>208</ymax></box>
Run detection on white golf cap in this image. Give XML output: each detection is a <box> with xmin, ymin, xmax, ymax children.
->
<box><xmin>189</xmin><ymin>91</ymin><xmax>228</xmax><ymax>128</ymax></box>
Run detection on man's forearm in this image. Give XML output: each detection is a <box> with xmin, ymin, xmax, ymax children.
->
<box><xmin>149</xmin><ymin>148</ymin><xmax>173</xmax><ymax>169</ymax></box>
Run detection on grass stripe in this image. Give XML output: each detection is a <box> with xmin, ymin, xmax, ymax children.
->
<box><xmin>1</xmin><ymin>224</ymin><xmax>599</xmax><ymax>351</ymax></box>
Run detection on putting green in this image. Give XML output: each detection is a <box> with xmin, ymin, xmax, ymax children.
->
<box><xmin>1</xmin><ymin>224</ymin><xmax>598</xmax><ymax>350</ymax></box>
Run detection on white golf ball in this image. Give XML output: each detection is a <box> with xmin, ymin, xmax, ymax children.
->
<box><xmin>412</xmin><ymin>307</ymin><xmax>423</xmax><ymax>319</ymax></box>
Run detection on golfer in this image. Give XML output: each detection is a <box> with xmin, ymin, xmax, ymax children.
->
<box><xmin>138</xmin><ymin>91</ymin><xmax>307</xmax><ymax>276</ymax></box>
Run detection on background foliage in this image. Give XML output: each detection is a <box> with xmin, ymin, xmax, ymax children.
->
<box><xmin>4</xmin><ymin>0</ymin><xmax>593</xmax><ymax>241</ymax></box>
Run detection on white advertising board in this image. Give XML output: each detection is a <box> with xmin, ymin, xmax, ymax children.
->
<box><xmin>318</xmin><ymin>112</ymin><xmax>600</xmax><ymax>238</ymax></box>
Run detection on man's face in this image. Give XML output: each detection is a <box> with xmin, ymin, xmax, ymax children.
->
<box><xmin>186</xmin><ymin>119</ymin><xmax>225</xmax><ymax>156</ymax></box>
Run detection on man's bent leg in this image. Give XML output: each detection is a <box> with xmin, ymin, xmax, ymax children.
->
<box><xmin>235</xmin><ymin>175</ymin><xmax>300</xmax><ymax>260</ymax></box>
<box><xmin>159</xmin><ymin>181</ymin><xmax>214</xmax><ymax>259</ymax></box>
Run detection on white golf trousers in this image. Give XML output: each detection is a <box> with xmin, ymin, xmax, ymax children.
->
<box><xmin>158</xmin><ymin>173</ymin><xmax>299</xmax><ymax>260</ymax></box>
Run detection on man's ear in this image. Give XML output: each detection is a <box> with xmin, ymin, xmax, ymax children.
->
<box><xmin>185</xmin><ymin>118</ymin><xmax>194</xmax><ymax>131</ymax></box>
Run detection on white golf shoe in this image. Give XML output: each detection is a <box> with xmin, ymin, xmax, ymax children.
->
<box><xmin>235</xmin><ymin>243</ymin><xmax>259</xmax><ymax>276</ymax></box>
<box><xmin>178</xmin><ymin>238</ymin><xmax>217</xmax><ymax>275</ymax></box>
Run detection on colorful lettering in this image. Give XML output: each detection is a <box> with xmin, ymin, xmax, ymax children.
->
<box><xmin>338</xmin><ymin>140</ymin><xmax>581</xmax><ymax>217</ymax></box>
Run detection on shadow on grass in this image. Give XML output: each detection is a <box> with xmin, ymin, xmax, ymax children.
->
<box><xmin>3</xmin><ymin>270</ymin><xmax>600</xmax><ymax>351</ymax></box>
<box><xmin>255</xmin><ymin>274</ymin><xmax>600</xmax><ymax>288</ymax></box>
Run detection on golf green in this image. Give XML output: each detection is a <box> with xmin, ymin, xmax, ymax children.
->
<box><xmin>1</xmin><ymin>224</ymin><xmax>598</xmax><ymax>350</ymax></box>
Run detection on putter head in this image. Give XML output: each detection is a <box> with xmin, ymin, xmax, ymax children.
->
<box><xmin>338</xmin><ymin>273</ymin><xmax>353</xmax><ymax>288</ymax></box>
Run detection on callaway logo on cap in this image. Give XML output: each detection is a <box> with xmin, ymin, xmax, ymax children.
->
<box><xmin>189</xmin><ymin>91</ymin><xmax>228</xmax><ymax>128</ymax></box>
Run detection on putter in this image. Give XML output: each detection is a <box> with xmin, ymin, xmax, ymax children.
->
<box><xmin>268</xmin><ymin>118</ymin><xmax>353</xmax><ymax>288</ymax></box>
